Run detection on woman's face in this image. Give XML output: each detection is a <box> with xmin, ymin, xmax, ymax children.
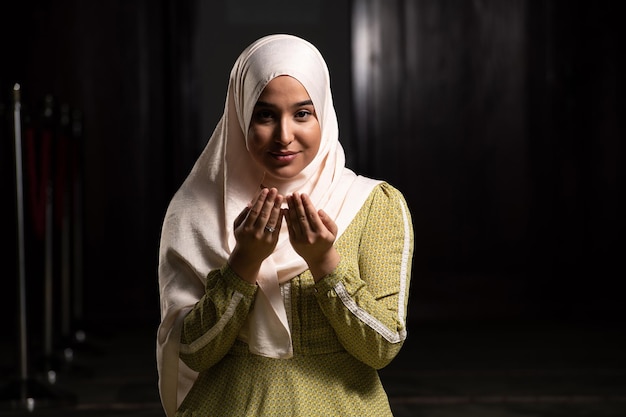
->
<box><xmin>247</xmin><ymin>75</ymin><xmax>321</xmax><ymax>181</ymax></box>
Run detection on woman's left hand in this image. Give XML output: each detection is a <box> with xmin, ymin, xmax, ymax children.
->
<box><xmin>284</xmin><ymin>192</ymin><xmax>340</xmax><ymax>281</ymax></box>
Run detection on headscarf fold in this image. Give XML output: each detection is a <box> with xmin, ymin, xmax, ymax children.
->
<box><xmin>157</xmin><ymin>34</ymin><xmax>381</xmax><ymax>416</ymax></box>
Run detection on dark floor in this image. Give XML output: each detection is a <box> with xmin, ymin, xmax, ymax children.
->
<box><xmin>1</xmin><ymin>318</ymin><xmax>625</xmax><ymax>416</ymax></box>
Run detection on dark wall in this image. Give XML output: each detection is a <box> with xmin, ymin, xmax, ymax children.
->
<box><xmin>351</xmin><ymin>0</ymin><xmax>624</xmax><ymax>323</ymax></box>
<box><xmin>352</xmin><ymin>0</ymin><xmax>532</xmax><ymax>321</ymax></box>
<box><xmin>1</xmin><ymin>0</ymin><xmax>623</xmax><ymax>355</ymax></box>
<box><xmin>525</xmin><ymin>1</ymin><xmax>624</xmax><ymax>321</ymax></box>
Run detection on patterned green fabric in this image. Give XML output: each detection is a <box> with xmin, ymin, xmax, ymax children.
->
<box><xmin>178</xmin><ymin>182</ymin><xmax>414</xmax><ymax>416</ymax></box>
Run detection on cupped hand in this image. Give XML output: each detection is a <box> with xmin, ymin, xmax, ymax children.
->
<box><xmin>284</xmin><ymin>192</ymin><xmax>340</xmax><ymax>280</ymax></box>
<box><xmin>229</xmin><ymin>187</ymin><xmax>283</xmax><ymax>283</ymax></box>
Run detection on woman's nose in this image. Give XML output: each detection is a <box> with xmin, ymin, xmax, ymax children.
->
<box><xmin>275</xmin><ymin>118</ymin><xmax>294</xmax><ymax>144</ymax></box>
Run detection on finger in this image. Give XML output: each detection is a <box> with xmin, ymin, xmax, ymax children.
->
<box><xmin>233</xmin><ymin>205</ymin><xmax>250</xmax><ymax>228</ymax></box>
<box><xmin>285</xmin><ymin>194</ymin><xmax>304</xmax><ymax>236</ymax></box>
<box><xmin>266</xmin><ymin>193</ymin><xmax>284</xmax><ymax>232</ymax></box>
<box><xmin>318</xmin><ymin>209</ymin><xmax>338</xmax><ymax>236</ymax></box>
<box><xmin>274</xmin><ymin>206</ymin><xmax>285</xmax><ymax>235</ymax></box>
<box><xmin>293</xmin><ymin>193</ymin><xmax>310</xmax><ymax>228</ymax></box>
<box><xmin>255</xmin><ymin>188</ymin><xmax>279</xmax><ymax>231</ymax></box>
<box><xmin>289</xmin><ymin>193</ymin><xmax>310</xmax><ymax>234</ymax></box>
<box><xmin>300</xmin><ymin>193</ymin><xmax>322</xmax><ymax>232</ymax></box>
<box><xmin>245</xmin><ymin>188</ymin><xmax>269</xmax><ymax>228</ymax></box>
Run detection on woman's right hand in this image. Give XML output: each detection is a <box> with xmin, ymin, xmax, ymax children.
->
<box><xmin>228</xmin><ymin>187</ymin><xmax>283</xmax><ymax>283</ymax></box>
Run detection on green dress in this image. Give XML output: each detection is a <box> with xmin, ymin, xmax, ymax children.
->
<box><xmin>177</xmin><ymin>183</ymin><xmax>414</xmax><ymax>416</ymax></box>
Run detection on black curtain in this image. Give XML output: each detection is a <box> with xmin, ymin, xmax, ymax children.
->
<box><xmin>350</xmin><ymin>0</ymin><xmax>623</xmax><ymax>322</ymax></box>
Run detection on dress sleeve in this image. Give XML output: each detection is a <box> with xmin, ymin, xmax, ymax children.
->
<box><xmin>179</xmin><ymin>264</ymin><xmax>258</xmax><ymax>372</ymax></box>
<box><xmin>313</xmin><ymin>183</ymin><xmax>414</xmax><ymax>369</ymax></box>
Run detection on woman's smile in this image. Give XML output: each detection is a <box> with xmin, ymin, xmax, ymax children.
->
<box><xmin>269</xmin><ymin>150</ymin><xmax>300</xmax><ymax>163</ymax></box>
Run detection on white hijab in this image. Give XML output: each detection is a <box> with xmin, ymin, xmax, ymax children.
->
<box><xmin>156</xmin><ymin>34</ymin><xmax>381</xmax><ymax>416</ymax></box>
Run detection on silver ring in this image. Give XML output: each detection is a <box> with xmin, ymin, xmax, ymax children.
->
<box><xmin>264</xmin><ymin>225</ymin><xmax>275</xmax><ymax>233</ymax></box>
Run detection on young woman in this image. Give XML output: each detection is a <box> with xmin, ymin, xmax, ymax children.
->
<box><xmin>157</xmin><ymin>34</ymin><xmax>414</xmax><ymax>416</ymax></box>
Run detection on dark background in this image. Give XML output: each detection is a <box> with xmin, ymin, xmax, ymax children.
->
<box><xmin>1</xmin><ymin>0</ymin><xmax>623</xmax><ymax>358</ymax></box>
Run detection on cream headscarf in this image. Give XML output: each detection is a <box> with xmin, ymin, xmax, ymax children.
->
<box><xmin>156</xmin><ymin>34</ymin><xmax>381</xmax><ymax>416</ymax></box>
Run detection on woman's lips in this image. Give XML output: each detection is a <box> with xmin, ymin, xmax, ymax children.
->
<box><xmin>270</xmin><ymin>151</ymin><xmax>298</xmax><ymax>162</ymax></box>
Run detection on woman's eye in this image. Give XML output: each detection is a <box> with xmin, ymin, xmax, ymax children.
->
<box><xmin>254</xmin><ymin>110</ymin><xmax>274</xmax><ymax>121</ymax></box>
<box><xmin>295</xmin><ymin>110</ymin><xmax>311</xmax><ymax>119</ymax></box>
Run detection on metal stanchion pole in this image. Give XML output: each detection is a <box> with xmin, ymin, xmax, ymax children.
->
<box><xmin>41</xmin><ymin>95</ymin><xmax>56</xmax><ymax>379</ymax></box>
<box><xmin>71</xmin><ymin>110</ymin><xmax>85</xmax><ymax>340</ymax></box>
<box><xmin>67</xmin><ymin>109</ymin><xmax>102</xmax><ymax>358</ymax></box>
<box><xmin>0</xmin><ymin>84</ymin><xmax>76</xmax><ymax>411</ymax></box>
<box><xmin>59</xmin><ymin>105</ymin><xmax>72</xmax><ymax>346</ymax></box>
<box><xmin>13</xmin><ymin>83</ymin><xmax>30</xmax><ymax>407</ymax></box>
<box><xmin>0</xmin><ymin>82</ymin><xmax>37</xmax><ymax>411</ymax></box>
<box><xmin>43</xmin><ymin>157</ymin><xmax>55</xmax><ymax>375</ymax></box>
<box><xmin>54</xmin><ymin>105</ymin><xmax>94</xmax><ymax>375</ymax></box>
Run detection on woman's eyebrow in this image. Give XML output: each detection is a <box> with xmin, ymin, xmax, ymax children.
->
<box><xmin>255</xmin><ymin>100</ymin><xmax>314</xmax><ymax>108</ymax></box>
<box><xmin>295</xmin><ymin>100</ymin><xmax>314</xmax><ymax>107</ymax></box>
